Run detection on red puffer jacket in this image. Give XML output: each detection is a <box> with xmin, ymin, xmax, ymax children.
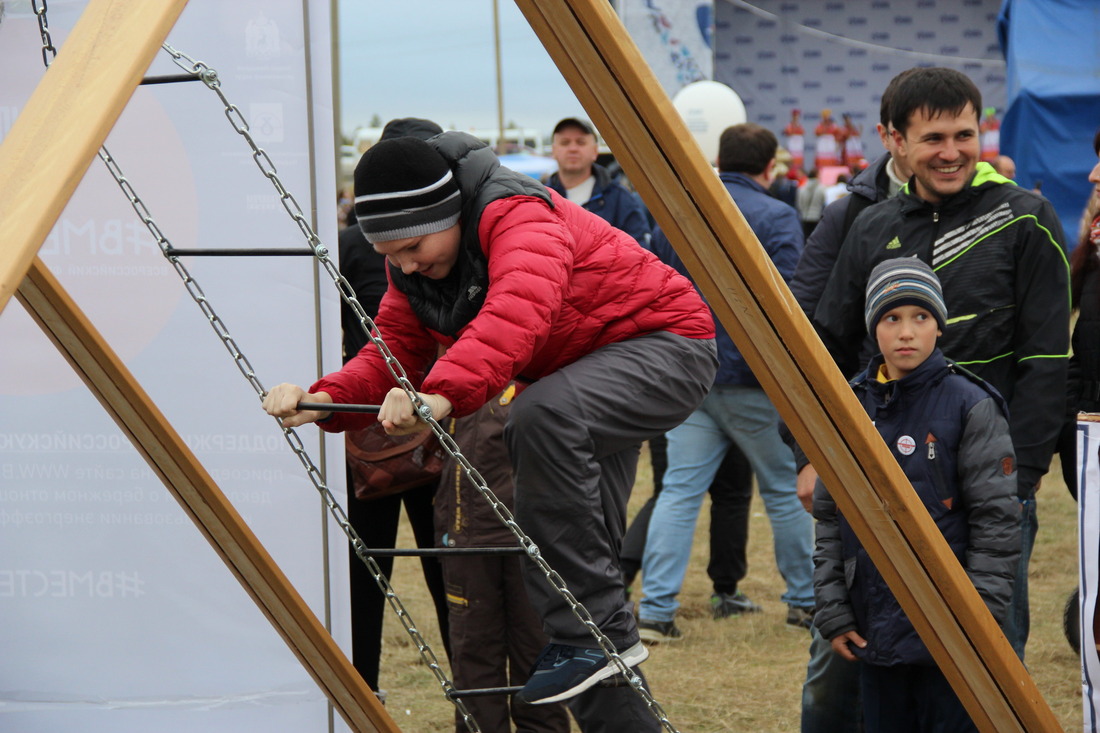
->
<box><xmin>312</xmin><ymin>188</ymin><xmax>714</xmax><ymax>425</ymax></box>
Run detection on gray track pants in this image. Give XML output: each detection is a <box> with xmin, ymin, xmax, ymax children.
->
<box><xmin>505</xmin><ymin>331</ymin><xmax>717</xmax><ymax>649</ymax></box>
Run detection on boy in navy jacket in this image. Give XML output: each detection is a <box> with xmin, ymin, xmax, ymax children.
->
<box><xmin>812</xmin><ymin>258</ymin><xmax>1020</xmax><ymax>732</ymax></box>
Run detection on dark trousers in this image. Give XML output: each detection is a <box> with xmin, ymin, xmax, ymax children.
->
<box><xmin>860</xmin><ymin>662</ymin><xmax>976</xmax><ymax>733</ymax></box>
<box><xmin>444</xmin><ymin>554</ymin><xmax>570</xmax><ymax>733</ymax></box>
<box><xmin>620</xmin><ymin>434</ymin><xmax>753</xmax><ymax>594</ymax></box>
<box><xmin>506</xmin><ymin>333</ymin><xmax>716</xmax><ymax>648</ymax></box>
<box><xmin>445</xmin><ymin>558</ymin><xmax>661</xmax><ymax>733</ymax></box>
<box><xmin>568</xmin><ymin>668</ymin><xmax>661</xmax><ymax>733</ymax></box>
<box><xmin>347</xmin><ymin>475</ymin><xmax>451</xmax><ymax>690</ymax></box>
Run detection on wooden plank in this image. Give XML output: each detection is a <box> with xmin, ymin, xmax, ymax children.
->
<box><xmin>0</xmin><ymin>0</ymin><xmax>189</xmax><ymax>314</ymax></box>
<box><xmin>514</xmin><ymin>1</ymin><xmax>1060</xmax><ymax>731</ymax></box>
<box><xmin>17</xmin><ymin>258</ymin><xmax>400</xmax><ymax>733</ymax></box>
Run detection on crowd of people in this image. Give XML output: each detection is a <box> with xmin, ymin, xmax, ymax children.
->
<box><xmin>262</xmin><ymin>64</ymin><xmax>1099</xmax><ymax>732</ymax></box>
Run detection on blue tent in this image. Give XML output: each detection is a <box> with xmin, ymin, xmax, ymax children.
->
<box><xmin>998</xmin><ymin>0</ymin><xmax>1100</xmax><ymax>248</ymax></box>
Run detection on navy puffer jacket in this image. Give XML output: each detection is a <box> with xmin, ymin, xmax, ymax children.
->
<box><xmin>812</xmin><ymin>350</ymin><xmax>1020</xmax><ymax>666</ymax></box>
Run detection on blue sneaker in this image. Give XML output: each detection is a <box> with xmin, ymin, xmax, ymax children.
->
<box><xmin>514</xmin><ymin>641</ymin><xmax>649</xmax><ymax>705</ymax></box>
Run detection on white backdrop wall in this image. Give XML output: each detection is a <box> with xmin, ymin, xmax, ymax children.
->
<box><xmin>0</xmin><ymin>2</ymin><xmax>351</xmax><ymax>731</ymax></box>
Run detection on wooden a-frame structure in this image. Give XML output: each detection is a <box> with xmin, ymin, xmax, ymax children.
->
<box><xmin>0</xmin><ymin>0</ymin><xmax>1063</xmax><ymax>731</ymax></box>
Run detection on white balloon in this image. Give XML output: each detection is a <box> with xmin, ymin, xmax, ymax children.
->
<box><xmin>672</xmin><ymin>80</ymin><xmax>747</xmax><ymax>166</ymax></box>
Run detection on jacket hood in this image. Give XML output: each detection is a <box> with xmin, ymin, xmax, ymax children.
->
<box><xmin>431</xmin><ymin>132</ymin><xmax>505</xmax><ymax>213</ymax></box>
<box><xmin>428</xmin><ymin>131</ymin><xmax>551</xmax><ymax>250</ymax></box>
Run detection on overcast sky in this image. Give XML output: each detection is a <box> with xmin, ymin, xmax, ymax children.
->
<box><xmin>336</xmin><ymin>1</ymin><xmax>587</xmax><ymax>138</ymax></box>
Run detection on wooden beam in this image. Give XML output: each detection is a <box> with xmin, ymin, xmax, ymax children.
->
<box><xmin>514</xmin><ymin>1</ymin><xmax>1060</xmax><ymax>731</ymax></box>
<box><xmin>17</xmin><ymin>258</ymin><xmax>400</xmax><ymax>733</ymax></box>
<box><xmin>0</xmin><ymin>0</ymin><xmax>189</xmax><ymax>314</ymax></box>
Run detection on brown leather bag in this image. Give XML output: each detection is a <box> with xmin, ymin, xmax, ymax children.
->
<box><xmin>345</xmin><ymin>423</ymin><xmax>447</xmax><ymax>501</ymax></box>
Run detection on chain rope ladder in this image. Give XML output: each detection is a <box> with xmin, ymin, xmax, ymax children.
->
<box><xmin>29</xmin><ymin>5</ymin><xmax>679</xmax><ymax>728</ymax></box>
<box><xmin>157</xmin><ymin>47</ymin><xmax>681</xmax><ymax>728</ymax></box>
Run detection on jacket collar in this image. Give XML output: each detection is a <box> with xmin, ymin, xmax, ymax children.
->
<box><xmin>545</xmin><ymin>162</ymin><xmax>614</xmax><ymax>197</ymax></box>
<box><xmin>856</xmin><ymin>348</ymin><xmax>949</xmax><ymax>397</ymax></box>
<box><xmin>719</xmin><ymin>170</ymin><xmax>768</xmax><ymax>194</ymax></box>
<box><xmin>849</xmin><ymin>152</ymin><xmax>892</xmax><ymax>201</ymax></box>
<box><xmin>591</xmin><ymin>162</ymin><xmax>614</xmax><ymax>191</ymax></box>
<box><xmin>897</xmin><ymin>161</ymin><xmax>1012</xmax><ymax>216</ymax></box>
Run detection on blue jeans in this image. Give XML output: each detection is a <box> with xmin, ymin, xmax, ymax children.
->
<box><xmin>639</xmin><ymin>384</ymin><xmax>814</xmax><ymax>622</ymax></box>
<box><xmin>801</xmin><ymin>626</ymin><xmax>861</xmax><ymax>733</ymax></box>
<box><xmin>1004</xmin><ymin>496</ymin><xmax>1038</xmax><ymax>660</ymax></box>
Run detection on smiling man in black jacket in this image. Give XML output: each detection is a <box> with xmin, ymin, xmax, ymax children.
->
<box><xmin>812</xmin><ymin>67</ymin><xmax>1070</xmax><ymax>663</ymax></box>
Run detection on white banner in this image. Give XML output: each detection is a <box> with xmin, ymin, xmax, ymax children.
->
<box><xmin>619</xmin><ymin>0</ymin><xmax>714</xmax><ymax>95</ymax></box>
<box><xmin>0</xmin><ymin>2</ymin><xmax>349</xmax><ymax>731</ymax></box>
<box><xmin>1081</xmin><ymin>416</ymin><xmax>1100</xmax><ymax>732</ymax></box>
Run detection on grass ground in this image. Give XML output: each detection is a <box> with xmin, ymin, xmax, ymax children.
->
<box><xmin>376</xmin><ymin>448</ymin><xmax>1084</xmax><ymax>732</ymax></box>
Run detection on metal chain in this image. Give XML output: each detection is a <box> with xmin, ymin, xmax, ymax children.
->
<box><xmin>31</xmin><ymin>0</ymin><xmax>58</xmax><ymax>67</ymax></box>
<box><xmin>160</xmin><ymin>44</ymin><xmax>321</xmax><ymax>250</ymax></box>
<box><xmin>159</xmin><ymin>41</ymin><xmax>680</xmax><ymax>732</ymax></box>
<box><xmin>96</xmin><ymin>84</ymin><xmax>482</xmax><ymax>733</ymax></box>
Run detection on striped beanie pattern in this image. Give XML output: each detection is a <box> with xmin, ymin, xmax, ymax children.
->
<box><xmin>354</xmin><ymin>136</ymin><xmax>461</xmax><ymax>244</ymax></box>
<box><xmin>864</xmin><ymin>257</ymin><xmax>948</xmax><ymax>332</ymax></box>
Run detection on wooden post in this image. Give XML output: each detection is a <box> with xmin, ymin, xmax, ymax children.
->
<box><xmin>17</xmin><ymin>258</ymin><xmax>400</xmax><ymax>733</ymax></box>
<box><xmin>513</xmin><ymin>1</ymin><xmax>1061</xmax><ymax>731</ymax></box>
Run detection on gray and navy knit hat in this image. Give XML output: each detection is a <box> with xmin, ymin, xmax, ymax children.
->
<box><xmin>353</xmin><ymin>136</ymin><xmax>461</xmax><ymax>243</ymax></box>
<box><xmin>864</xmin><ymin>257</ymin><xmax>948</xmax><ymax>331</ymax></box>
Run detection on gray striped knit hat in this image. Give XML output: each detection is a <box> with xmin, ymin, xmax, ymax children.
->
<box><xmin>353</xmin><ymin>136</ymin><xmax>461</xmax><ymax>243</ymax></box>
<box><xmin>864</xmin><ymin>257</ymin><xmax>948</xmax><ymax>331</ymax></box>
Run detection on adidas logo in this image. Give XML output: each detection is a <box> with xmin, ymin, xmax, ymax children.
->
<box><xmin>885</xmin><ymin>236</ymin><xmax>901</xmax><ymax>250</ymax></box>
